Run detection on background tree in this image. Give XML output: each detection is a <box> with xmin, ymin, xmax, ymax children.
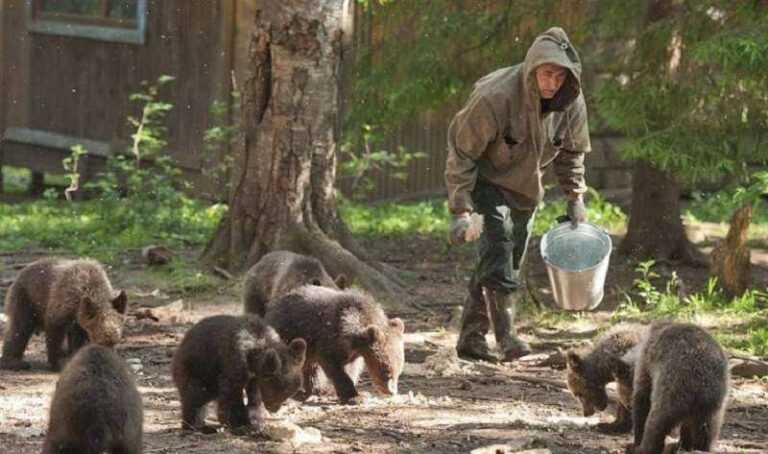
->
<box><xmin>592</xmin><ymin>0</ymin><xmax>768</xmax><ymax>263</ymax></box>
<box><xmin>201</xmin><ymin>1</ymin><xmax>405</xmax><ymax>300</ymax></box>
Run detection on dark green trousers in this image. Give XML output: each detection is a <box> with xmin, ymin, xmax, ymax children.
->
<box><xmin>469</xmin><ymin>180</ymin><xmax>535</xmax><ymax>294</ymax></box>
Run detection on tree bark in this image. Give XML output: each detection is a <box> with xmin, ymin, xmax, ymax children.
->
<box><xmin>710</xmin><ymin>204</ymin><xmax>752</xmax><ymax>298</ymax></box>
<box><xmin>618</xmin><ymin>161</ymin><xmax>704</xmax><ymax>264</ymax></box>
<box><xmin>200</xmin><ymin>1</ymin><xmax>404</xmax><ymax>303</ymax></box>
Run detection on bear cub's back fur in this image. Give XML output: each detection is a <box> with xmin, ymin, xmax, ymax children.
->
<box><xmin>242</xmin><ymin>251</ymin><xmax>342</xmax><ymax>317</ymax></box>
<box><xmin>627</xmin><ymin>321</ymin><xmax>729</xmax><ymax>454</ymax></box>
<box><xmin>265</xmin><ymin>285</ymin><xmax>404</xmax><ymax>403</ymax></box>
<box><xmin>43</xmin><ymin>344</ymin><xmax>142</xmax><ymax>454</ymax></box>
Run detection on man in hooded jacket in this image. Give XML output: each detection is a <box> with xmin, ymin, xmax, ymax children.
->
<box><xmin>446</xmin><ymin>27</ymin><xmax>590</xmax><ymax>362</ymax></box>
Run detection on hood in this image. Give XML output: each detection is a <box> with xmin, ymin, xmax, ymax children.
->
<box><xmin>522</xmin><ymin>27</ymin><xmax>582</xmax><ymax>111</ymax></box>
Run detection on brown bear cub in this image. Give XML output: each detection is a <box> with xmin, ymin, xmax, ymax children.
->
<box><xmin>565</xmin><ymin>323</ymin><xmax>645</xmax><ymax>434</ymax></box>
<box><xmin>172</xmin><ymin>314</ymin><xmax>306</xmax><ymax>433</ymax></box>
<box><xmin>43</xmin><ymin>344</ymin><xmax>143</xmax><ymax>454</ymax></box>
<box><xmin>624</xmin><ymin>321</ymin><xmax>729</xmax><ymax>454</ymax></box>
<box><xmin>243</xmin><ymin>250</ymin><xmax>346</xmax><ymax>317</ymax></box>
<box><xmin>265</xmin><ymin>286</ymin><xmax>405</xmax><ymax>404</ymax></box>
<box><xmin>1</xmin><ymin>258</ymin><xmax>128</xmax><ymax>371</ymax></box>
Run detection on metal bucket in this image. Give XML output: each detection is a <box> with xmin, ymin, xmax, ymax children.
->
<box><xmin>539</xmin><ymin>222</ymin><xmax>612</xmax><ymax>311</ymax></box>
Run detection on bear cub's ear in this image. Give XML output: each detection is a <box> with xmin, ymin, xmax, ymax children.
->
<box><xmin>334</xmin><ymin>274</ymin><xmax>348</xmax><ymax>289</ymax></box>
<box><xmin>111</xmin><ymin>290</ymin><xmax>128</xmax><ymax>314</ymax></box>
<box><xmin>288</xmin><ymin>338</ymin><xmax>307</xmax><ymax>364</ymax></box>
<box><xmin>351</xmin><ymin>325</ymin><xmax>383</xmax><ymax>348</ymax></box>
<box><xmin>81</xmin><ymin>296</ymin><xmax>100</xmax><ymax>319</ymax></box>
<box><xmin>566</xmin><ymin>350</ymin><xmax>583</xmax><ymax>371</ymax></box>
<box><xmin>260</xmin><ymin>349</ymin><xmax>282</xmax><ymax>376</ymax></box>
<box><xmin>388</xmin><ymin>318</ymin><xmax>405</xmax><ymax>334</ymax></box>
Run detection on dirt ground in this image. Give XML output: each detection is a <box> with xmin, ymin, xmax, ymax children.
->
<box><xmin>1</xmin><ymin>231</ymin><xmax>767</xmax><ymax>454</ymax></box>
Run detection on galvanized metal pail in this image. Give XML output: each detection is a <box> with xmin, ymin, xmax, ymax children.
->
<box><xmin>539</xmin><ymin>222</ymin><xmax>612</xmax><ymax>311</ymax></box>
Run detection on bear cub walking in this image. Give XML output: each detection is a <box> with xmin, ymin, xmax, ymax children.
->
<box><xmin>243</xmin><ymin>250</ymin><xmax>345</xmax><ymax>317</ymax></box>
<box><xmin>172</xmin><ymin>315</ymin><xmax>306</xmax><ymax>433</ymax></box>
<box><xmin>1</xmin><ymin>258</ymin><xmax>128</xmax><ymax>371</ymax></box>
<box><xmin>624</xmin><ymin>321</ymin><xmax>729</xmax><ymax>454</ymax></box>
<box><xmin>43</xmin><ymin>344</ymin><xmax>143</xmax><ymax>454</ymax></box>
<box><xmin>265</xmin><ymin>286</ymin><xmax>405</xmax><ymax>404</ymax></box>
<box><xmin>565</xmin><ymin>323</ymin><xmax>645</xmax><ymax>434</ymax></box>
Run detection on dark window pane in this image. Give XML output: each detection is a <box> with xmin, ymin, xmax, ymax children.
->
<box><xmin>41</xmin><ymin>0</ymin><xmax>102</xmax><ymax>16</ymax></box>
<box><xmin>108</xmin><ymin>0</ymin><xmax>138</xmax><ymax>20</ymax></box>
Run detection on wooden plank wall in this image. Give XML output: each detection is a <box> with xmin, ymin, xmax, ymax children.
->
<box><xmin>25</xmin><ymin>0</ymin><xmax>229</xmax><ymax>170</ymax></box>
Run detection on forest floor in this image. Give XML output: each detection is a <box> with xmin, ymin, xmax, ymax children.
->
<box><xmin>1</xmin><ymin>228</ymin><xmax>767</xmax><ymax>454</ymax></box>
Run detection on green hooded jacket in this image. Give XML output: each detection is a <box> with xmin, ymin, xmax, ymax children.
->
<box><xmin>445</xmin><ymin>27</ymin><xmax>590</xmax><ymax>214</ymax></box>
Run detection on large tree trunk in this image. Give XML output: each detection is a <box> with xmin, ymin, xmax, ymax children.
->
<box><xmin>201</xmin><ymin>1</ymin><xmax>404</xmax><ymax>303</ymax></box>
<box><xmin>618</xmin><ymin>161</ymin><xmax>704</xmax><ymax>264</ymax></box>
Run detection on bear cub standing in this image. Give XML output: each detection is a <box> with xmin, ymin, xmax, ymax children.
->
<box><xmin>1</xmin><ymin>258</ymin><xmax>128</xmax><ymax>371</ymax></box>
<box><xmin>265</xmin><ymin>286</ymin><xmax>405</xmax><ymax>404</ymax></box>
<box><xmin>172</xmin><ymin>314</ymin><xmax>306</xmax><ymax>433</ymax></box>
<box><xmin>43</xmin><ymin>344</ymin><xmax>143</xmax><ymax>454</ymax></box>
<box><xmin>243</xmin><ymin>250</ymin><xmax>345</xmax><ymax>317</ymax></box>
<box><xmin>624</xmin><ymin>321</ymin><xmax>729</xmax><ymax>454</ymax></box>
<box><xmin>566</xmin><ymin>323</ymin><xmax>645</xmax><ymax>434</ymax></box>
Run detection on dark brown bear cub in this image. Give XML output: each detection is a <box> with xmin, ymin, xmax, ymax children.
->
<box><xmin>625</xmin><ymin>321</ymin><xmax>729</xmax><ymax>454</ymax></box>
<box><xmin>265</xmin><ymin>286</ymin><xmax>405</xmax><ymax>404</ymax></box>
<box><xmin>43</xmin><ymin>344</ymin><xmax>143</xmax><ymax>454</ymax></box>
<box><xmin>172</xmin><ymin>314</ymin><xmax>306</xmax><ymax>433</ymax></box>
<box><xmin>1</xmin><ymin>258</ymin><xmax>128</xmax><ymax>371</ymax></box>
<box><xmin>566</xmin><ymin>323</ymin><xmax>645</xmax><ymax>434</ymax></box>
<box><xmin>243</xmin><ymin>250</ymin><xmax>346</xmax><ymax>317</ymax></box>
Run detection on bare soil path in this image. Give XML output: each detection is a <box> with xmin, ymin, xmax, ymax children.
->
<box><xmin>1</xmin><ymin>233</ymin><xmax>767</xmax><ymax>453</ymax></box>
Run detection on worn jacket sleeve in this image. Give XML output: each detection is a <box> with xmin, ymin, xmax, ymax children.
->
<box><xmin>553</xmin><ymin>93</ymin><xmax>591</xmax><ymax>197</ymax></box>
<box><xmin>445</xmin><ymin>95</ymin><xmax>498</xmax><ymax>214</ymax></box>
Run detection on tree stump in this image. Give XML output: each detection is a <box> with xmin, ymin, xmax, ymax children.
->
<box><xmin>710</xmin><ymin>204</ymin><xmax>752</xmax><ymax>298</ymax></box>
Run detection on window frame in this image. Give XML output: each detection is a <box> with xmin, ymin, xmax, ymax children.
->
<box><xmin>27</xmin><ymin>0</ymin><xmax>147</xmax><ymax>45</ymax></box>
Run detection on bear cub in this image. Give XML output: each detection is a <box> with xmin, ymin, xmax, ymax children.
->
<box><xmin>43</xmin><ymin>344</ymin><xmax>143</xmax><ymax>454</ymax></box>
<box><xmin>172</xmin><ymin>314</ymin><xmax>306</xmax><ymax>433</ymax></box>
<box><xmin>624</xmin><ymin>321</ymin><xmax>729</xmax><ymax>454</ymax></box>
<box><xmin>265</xmin><ymin>285</ymin><xmax>405</xmax><ymax>404</ymax></box>
<box><xmin>243</xmin><ymin>250</ymin><xmax>345</xmax><ymax>317</ymax></box>
<box><xmin>565</xmin><ymin>323</ymin><xmax>645</xmax><ymax>434</ymax></box>
<box><xmin>1</xmin><ymin>258</ymin><xmax>128</xmax><ymax>371</ymax></box>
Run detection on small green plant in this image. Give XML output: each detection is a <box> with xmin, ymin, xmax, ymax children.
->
<box><xmin>340</xmin><ymin>124</ymin><xmax>427</xmax><ymax>200</ymax></box>
<box><xmin>202</xmin><ymin>92</ymin><xmax>241</xmax><ymax>200</ymax></box>
<box><xmin>0</xmin><ymin>74</ymin><xmax>227</xmax><ymax>264</ymax></box>
<box><xmin>62</xmin><ymin>144</ymin><xmax>87</xmax><ymax>201</ymax></box>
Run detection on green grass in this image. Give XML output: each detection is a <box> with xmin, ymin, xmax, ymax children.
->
<box><xmin>612</xmin><ymin>260</ymin><xmax>768</xmax><ymax>357</ymax></box>
<box><xmin>340</xmin><ymin>187</ymin><xmax>628</xmax><ymax>238</ymax></box>
<box><xmin>0</xmin><ymin>197</ymin><xmax>225</xmax><ymax>263</ymax></box>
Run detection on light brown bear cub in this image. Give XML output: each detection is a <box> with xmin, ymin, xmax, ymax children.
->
<box><xmin>243</xmin><ymin>250</ymin><xmax>345</xmax><ymax>317</ymax></box>
<box><xmin>172</xmin><ymin>314</ymin><xmax>306</xmax><ymax>433</ymax></box>
<box><xmin>265</xmin><ymin>285</ymin><xmax>405</xmax><ymax>404</ymax></box>
<box><xmin>1</xmin><ymin>258</ymin><xmax>127</xmax><ymax>371</ymax></box>
<box><xmin>624</xmin><ymin>321</ymin><xmax>729</xmax><ymax>454</ymax></box>
<box><xmin>566</xmin><ymin>323</ymin><xmax>645</xmax><ymax>433</ymax></box>
<box><xmin>43</xmin><ymin>344</ymin><xmax>143</xmax><ymax>454</ymax></box>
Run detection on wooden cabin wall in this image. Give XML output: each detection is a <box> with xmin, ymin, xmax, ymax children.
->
<box><xmin>2</xmin><ymin>0</ymin><xmax>236</xmax><ymax>196</ymax></box>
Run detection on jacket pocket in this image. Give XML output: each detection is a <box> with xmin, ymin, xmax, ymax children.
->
<box><xmin>486</xmin><ymin>135</ymin><xmax>524</xmax><ymax>172</ymax></box>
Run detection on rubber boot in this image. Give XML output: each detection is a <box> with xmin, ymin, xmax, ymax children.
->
<box><xmin>486</xmin><ymin>288</ymin><xmax>531</xmax><ymax>362</ymax></box>
<box><xmin>455</xmin><ymin>286</ymin><xmax>497</xmax><ymax>363</ymax></box>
